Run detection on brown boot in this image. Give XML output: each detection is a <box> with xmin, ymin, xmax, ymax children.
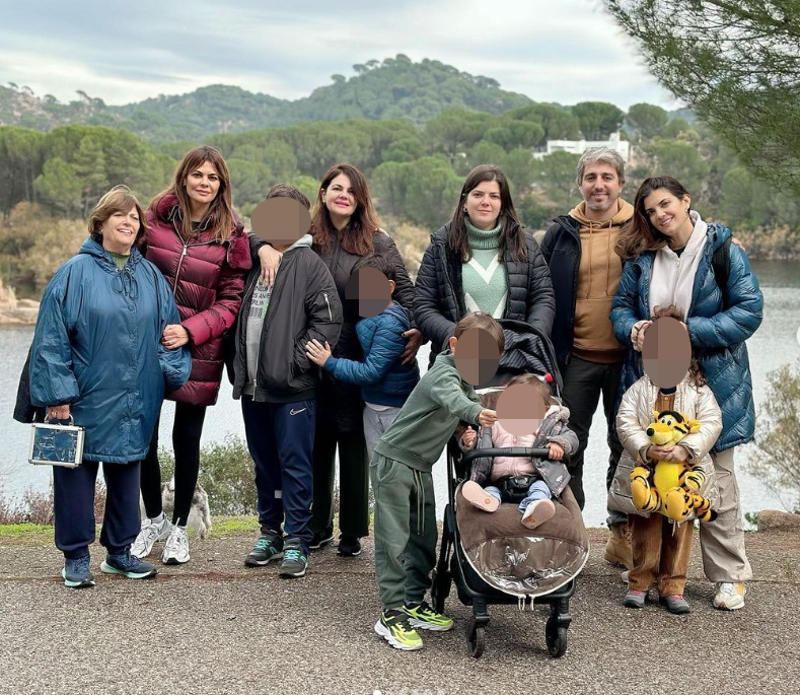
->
<box><xmin>604</xmin><ymin>523</ymin><xmax>632</xmax><ymax>569</ymax></box>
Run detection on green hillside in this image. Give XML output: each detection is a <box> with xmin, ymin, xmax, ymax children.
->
<box><xmin>0</xmin><ymin>56</ymin><xmax>533</xmax><ymax>142</ymax></box>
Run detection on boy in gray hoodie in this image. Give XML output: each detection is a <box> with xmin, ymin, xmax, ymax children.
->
<box><xmin>372</xmin><ymin>312</ymin><xmax>503</xmax><ymax>650</ymax></box>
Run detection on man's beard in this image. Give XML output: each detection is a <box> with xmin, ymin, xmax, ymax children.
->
<box><xmin>585</xmin><ymin>196</ymin><xmax>618</xmax><ymax>214</ymax></box>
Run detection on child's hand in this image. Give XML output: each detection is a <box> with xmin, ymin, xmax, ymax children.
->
<box><xmin>646</xmin><ymin>444</ymin><xmax>673</xmax><ymax>461</ymax></box>
<box><xmin>305</xmin><ymin>339</ymin><xmax>332</xmax><ymax>367</ymax></box>
<box><xmin>478</xmin><ymin>409</ymin><xmax>497</xmax><ymax>428</ymax></box>
<box><xmin>663</xmin><ymin>444</ymin><xmax>689</xmax><ymax>462</ymax></box>
<box><xmin>548</xmin><ymin>442</ymin><xmax>565</xmax><ymax>460</ymax></box>
<box><xmin>462</xmin><ymin>427</ymin><xmax>477</xmax><ymax>449</ymax></box>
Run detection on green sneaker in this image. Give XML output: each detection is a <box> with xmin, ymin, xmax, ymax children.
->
<box><xmin>374</xmin><ymin>609</ymin><xmax>424</xmax><ymax>651</ymax></box>
<box><xmin>402</xmin><ymin>601</ymin><xmax>454</xmax><ymax>631</ymax></box>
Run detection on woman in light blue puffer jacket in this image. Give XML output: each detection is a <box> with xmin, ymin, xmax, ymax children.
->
<box><xmin>610</xmin><ymin>176</ymin><xmax>763</xmax><ymax>612</ymax></box>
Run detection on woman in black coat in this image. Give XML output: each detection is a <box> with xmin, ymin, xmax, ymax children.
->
<box><xmin>415</xmin><ymin>164</ymin><xmax>555</xmax><ymax>365</ymax></box>
<box><xmin>256</xmin><ymin>163</ymin><xmax>419</xmax><ymax>556</ymax></box>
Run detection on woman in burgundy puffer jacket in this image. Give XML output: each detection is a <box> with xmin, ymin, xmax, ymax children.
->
<box><xmin>132</xmin><ymin>146</ymin><xmax>251</xmax><ymax>565</ymax></box>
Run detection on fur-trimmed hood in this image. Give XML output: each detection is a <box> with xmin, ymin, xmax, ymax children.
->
<box><xmin>152</xmin><ymin>194</ymin><xmax>251</xmax><ymax>271</ymax></box>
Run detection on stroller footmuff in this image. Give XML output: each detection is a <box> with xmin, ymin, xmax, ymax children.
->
<box><xmin>456</xmin><ymin>480</ymin><xmax>588</xmax><ymax>598</ymax></box>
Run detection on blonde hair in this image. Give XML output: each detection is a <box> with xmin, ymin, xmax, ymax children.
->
<box><xmin>88</xmin><ymin>185</ymin><xmax>148</xmax><ymax>245</ymax></box>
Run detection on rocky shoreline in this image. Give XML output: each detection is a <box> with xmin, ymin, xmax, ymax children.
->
<box><xmin>0</xmin><ymin>279</ymin><xmax>39</xmax><ymax>325</ymax></box>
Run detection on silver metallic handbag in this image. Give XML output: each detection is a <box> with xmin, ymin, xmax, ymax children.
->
<box><xmin>28</xmin><ymin>416</ymin><xmax>85</xmax><ymax>468</ymax></box>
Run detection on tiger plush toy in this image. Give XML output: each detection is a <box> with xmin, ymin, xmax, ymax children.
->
<box><xmin>630</xmin><ymin>410</ymin><xmax>718</xmax><ymax>524</ymax></box>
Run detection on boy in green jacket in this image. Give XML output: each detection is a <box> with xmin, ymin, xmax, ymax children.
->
<box><xmin>372</xmin><ymin>312</ymin><xmax>504</xmax><ymax>650</ymax></box>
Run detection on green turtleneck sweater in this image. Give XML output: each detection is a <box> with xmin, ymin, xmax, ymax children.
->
<box><xmin>109</xmin><ymin>251</ymin><xmax>130</xmax><ymax>270</ymax></box>
<box><xmin>461</xmin><ymin>219</ymin><xmax>507</xmax><ymax>317</ymax></box>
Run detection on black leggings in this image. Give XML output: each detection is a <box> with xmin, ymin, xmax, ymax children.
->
<box><xmin>141</xmin><ymin>402</ymin><xmax>207</xmax><ymax>526</ymax></box>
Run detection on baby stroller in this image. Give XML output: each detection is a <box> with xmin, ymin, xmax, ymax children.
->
<box><xmin>431</xmin><ymin>319</ymin><xmax>590</xmax><ymax>658</ymax></box>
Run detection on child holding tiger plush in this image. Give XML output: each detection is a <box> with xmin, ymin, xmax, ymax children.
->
<box><xmin>609</xmin><ymin>305</ymin><xmax>722</xmax><ymax>614</ymax></box>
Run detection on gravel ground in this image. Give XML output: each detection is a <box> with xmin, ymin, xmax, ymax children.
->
<box><xmin>1</xmin><ymin>529</ymin><xmax>798</xmax><ymax>695</ymax></box>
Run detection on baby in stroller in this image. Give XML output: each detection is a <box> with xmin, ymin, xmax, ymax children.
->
<box><xmin>459</xmin><ymin>373</ymin><xmax>578</xmax><ymax>529</ymax></box>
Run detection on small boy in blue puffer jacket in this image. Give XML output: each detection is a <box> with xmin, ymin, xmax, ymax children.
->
<box><xmin>305</xmin><ymin>253</ymin><xmax>420</xmax><ymax>461</ymax></box>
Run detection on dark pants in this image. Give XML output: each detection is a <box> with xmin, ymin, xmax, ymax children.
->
<box><xmin>53</xmin><ymin>460</ymin><xmax>141</xmax><ymax>559</ymax></box>
<box><xmin>310</xmin><ymin>420</ymin><xmax>369</xmax><ymax>540</ymax></box>
<box><xmin>241</xmin><ymin>396</ymin><xmax>315</xmax><ymax>550</ymax></box>
<box><xmin>140</xmin><ymin>401</ymin><xmax>207</xmax><ymax>526</ymax></box>
<box><xmin>560</xmin><ymin>354</ymin><xmax>627</xmax><ymax>526</ymax></box>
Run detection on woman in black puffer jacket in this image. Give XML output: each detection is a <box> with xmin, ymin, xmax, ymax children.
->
<box><xmin>256</xmin><ymin>164</ymin><xmax>419</xmax><ymax>556</ymax></box>
<box><xmin>415</xmin><ymin>164</ymin><xmax>555</xmax><ymax>366</ymax></box>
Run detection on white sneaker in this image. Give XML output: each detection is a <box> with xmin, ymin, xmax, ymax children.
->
<box><xmin>131</xmin><ymin>516</ymin><xmax>172</xmax><ymax>559</ymax></box>
<box><xmin>713</xmin><ymin>582</ymin><xmax>747</xmax><ymax>610</ymax></box>
<box><xmin>161</xmin><ymin>526</ymin><xmax>190</xmax><ymax>565</ymax></box>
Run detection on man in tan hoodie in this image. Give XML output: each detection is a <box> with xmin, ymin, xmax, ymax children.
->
<box><xmin>540</xmin><ymin>147</ymin><xmax>633</xmax><ymax>570</ymax></box>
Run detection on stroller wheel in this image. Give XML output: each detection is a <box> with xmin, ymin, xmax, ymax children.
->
<box><xmin>545</xmin><ymin>617</ymin><xmax>568</xmax><ymax>658</ymax></box>
<box><xmin>466</xmin><ymin>618</ymin><xmax>486</xmax><ymax>658</ymax></box>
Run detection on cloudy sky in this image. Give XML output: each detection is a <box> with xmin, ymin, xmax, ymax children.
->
<box><xmin>0</xmin><ymin>0</ymin><xmax>678</xmax><ymax>109</ymax></box>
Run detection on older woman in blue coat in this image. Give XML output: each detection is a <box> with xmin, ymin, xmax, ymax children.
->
<box><xmin>611</xmin><ymin>177</ymin><xmax>763</xmax><ymax>612</ymax></box>
<box><xmin>29</xmin><ymin>186</ymin><xmax>191</xmax><ymax>588</ymax></box>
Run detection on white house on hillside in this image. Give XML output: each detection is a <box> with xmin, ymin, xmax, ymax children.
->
<box><xmin>533</xmin><ymin>131</ymin><xmax>630</xmax><ymax>162</ymax></box>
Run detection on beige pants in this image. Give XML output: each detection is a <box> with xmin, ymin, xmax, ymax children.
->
<box><xmin>699</xmin><ymin>447</ymin><xmax>753</xmax><ymax>582</ymax></box>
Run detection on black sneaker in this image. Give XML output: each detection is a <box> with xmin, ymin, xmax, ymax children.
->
<box><xmin>279</xmin><ymin>539</ymin><xmax>308</xmax><ymax>578</ymax></box>
<box><xmin>245</xmin><ymin>531</ymin><xmax>284</xmax><ymax>567</ymax></box>
<box><xmin>337</xmin><ymin>535</ymin><xmax>362</xmax><ymax>557</ymax></box>
<box><xmin>308</xmin><ymin>531</ymin><xmax>334</xmax><ymax>551</ymax></box>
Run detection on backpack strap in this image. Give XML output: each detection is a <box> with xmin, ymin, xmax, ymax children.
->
<box><xmin>711</xmin><ymin>235</ymin><xmax>731</xmax><ymax>310</ymax></box>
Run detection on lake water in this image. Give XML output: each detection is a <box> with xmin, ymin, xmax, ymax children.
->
<box><xmin>2</xmin><ymin>260</ymin><xmax>799</xmax><ymax>526</ymax></box>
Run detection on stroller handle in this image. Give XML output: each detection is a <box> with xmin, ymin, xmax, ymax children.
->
<box><xmin>461</xmin><ymin>447</ymin><xmax>554</xmax><ymax>463</ymax></box>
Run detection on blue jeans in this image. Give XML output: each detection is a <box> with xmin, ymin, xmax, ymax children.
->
<box><xmin>485</xmin><ymin>479</ymin><xmax>552</xmax><ymax>515</ymax></box>
<box><xmin>241</xmin><ymin>396</ymin><xmax>315</xmax><ymax>551</ymax></box>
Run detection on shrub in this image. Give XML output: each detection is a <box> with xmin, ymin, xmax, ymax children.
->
<box><xmin>158</xmin><ymin>434</ymin><xmax>257</xmax><ymax>516</ymax></box>
<box><xmin>0</xmin><ymin>481</ymin><xmax>106</xmax><ymax>525</ymax></box>
<box><xmin>748</xmin><ymin>361</ymin><xmax>800</xmax><ymax>512</ymax></box>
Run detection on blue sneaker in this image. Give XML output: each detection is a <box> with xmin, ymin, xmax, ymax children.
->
<box><xmin>101</xmin><ymin>551</ymin><xmax>158</xmax><ymax>579</ymax></box>
<box><xmin>279</xmin><ymin>539</ymin><xmax>308</xmax><ymax>578</ymax></box>
<box><xmin>61</xmin><ymin>555</ymin><xmax>95</xmax><ymax>589</ymax></box>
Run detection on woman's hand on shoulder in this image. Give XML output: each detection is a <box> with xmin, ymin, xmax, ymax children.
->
<box><xmin>400</xmin><ymin>328</ymin><xmax>423</xmax><ymax>365</ymax></box>
<box><xmin>631</xmin><ymin>320</ymin><xmax>652</xmax><ymax>352</ymax></box>
<box><xmin>258</xmin><ymin>244</ymin><xmax>283</xmax><ymax>286</ymax></box>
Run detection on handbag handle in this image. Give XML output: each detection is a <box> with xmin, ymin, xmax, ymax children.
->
<box><xmin>44</xmin><ymin>414</ymin><xmax>75</xmax><ymax>425</ymax></box>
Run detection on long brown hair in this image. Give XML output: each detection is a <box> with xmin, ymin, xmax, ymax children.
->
<box><xmin>149</xmin><ymin>145</ymin><xmax>235</xmax><ymax>243</ymax></box>
<box><xmin>311</xmin><ymin>163</ymin><xmax>381</xmax><ymax>256</ymax></box>
<box><xmin>615</xmin><ymin>176</ymin><xmax>691</xmax><ymax>260</ymax></box>
<box><xmin>651</xmin><ymin>304</ymin><xmax>706</xmax><ymax>388</ymax></box>
<box><xmin>449</xmin><ymin>165</ymin><xmax>527</xmax><ymax>263</ymax></box>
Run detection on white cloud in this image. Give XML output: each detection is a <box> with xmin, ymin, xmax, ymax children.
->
<box><xmin>0</xmin><ymin>0</ymin><xmax>679</xmax><ymax>109</ymax></box>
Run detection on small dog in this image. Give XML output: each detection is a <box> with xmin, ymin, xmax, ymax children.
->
<box><xmin>139</xmin><ymin>479</ymin><xmax>212</xmax><ymax>538</ymax></box>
